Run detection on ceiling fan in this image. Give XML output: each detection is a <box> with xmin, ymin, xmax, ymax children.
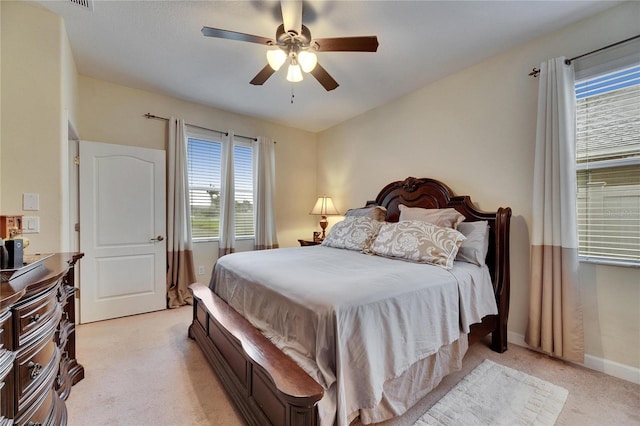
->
<box><xmin>201</xmin><ymin>1</ymin><xmax>379</xmax><ymax>91</ymax></box>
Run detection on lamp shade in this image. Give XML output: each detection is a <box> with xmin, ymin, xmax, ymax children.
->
<box><xmin>298</xmin><ymin>50</ymin><xmax>317</xmax><ymax>73</ymax></box>
<box><xmin>267</xmin><ymin>49</ymin><xmax>287</xmax><ymax>71</ymax></box>
<box><xmin>310</xmin><ymin>197</ymin><xmax>340</xmax><ymax>216</ymax></box>
<box><xmin>286</xmin><ymin>62</ymin><xmax>303</xmax><ymax>82</ymax></box>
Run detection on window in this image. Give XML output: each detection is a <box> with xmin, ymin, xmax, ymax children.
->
<box><xmin>575</xmin><ymin>64</ymin><xmax>640</xmax><ymax>265</ymax></box>
<box><xmin>186</xmin><ymin>131</ymin><xmax>254</xmax><ymax>240</ymax></box>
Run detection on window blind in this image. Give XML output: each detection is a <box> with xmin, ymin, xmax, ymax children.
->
<box><xmin>234</xmin><ymin>144</ymin><xmax>254</xmax><ymax>237</ymax></box>
<box><xmin>187</xmin><ymin>138</ymin><xmax>222</xmax><ymax>238</ymax></box>
<box><xmin>187</xmin><ymin>137</ymin><xmax>255</xmax><ymax>239</ymax></box>
<box><xmin>575</xmin><ymin>64</ymin><xmax>640</xmax><ymax>264</ymax></box>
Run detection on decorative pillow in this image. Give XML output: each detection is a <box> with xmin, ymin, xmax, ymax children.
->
<box><xmin>456</xmin><ymin>221</ymin><xmax>490</xmax><ymax>266</ymax></box>
<box><xmin>370</xmin><ymin>220</ymin><xmax>466</xmax><ymax>269</ymax></box>
<box><xmin>398</xmin><ymin>205</ymin><xmax>465</xmax><ymax>229</ymax></box>
<box><xmin>345</xmin><ymin>205</ymin><xmax>387</xmax><ymax>222</ymax></box>
<box><xmin>321</xmin><ymin>216</ymin><xmax>383</xmax><ymax>252</ymax></box>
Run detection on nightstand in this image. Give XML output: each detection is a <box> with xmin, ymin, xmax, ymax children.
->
<box><xmin>298</xmin><ymin>239</ymin><xmax>321</xmax><ymax>246</ymax></box>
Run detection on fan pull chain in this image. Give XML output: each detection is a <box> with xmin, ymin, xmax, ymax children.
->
<box><xmin>290</xmin><ymin>84</ymin><xmax>295</xmax><ymax>104</ymax></box>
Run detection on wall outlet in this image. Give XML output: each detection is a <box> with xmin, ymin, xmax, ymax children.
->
<box><xmin>198</xmin><ymin>266</ymin><xmax>205</xmax><ymax>275</ymax></box>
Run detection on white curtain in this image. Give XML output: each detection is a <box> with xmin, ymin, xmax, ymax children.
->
<box><xmin>253</xmin><ymin>136</ymin><xmax>279</xmax><ymax>250</ymax></box>
<box><xmin>166</xmin><ymin>117</ymin><xmax>195</xmax><ymax>308</ymax></box>
<box><xmin>218</xmin><ymin>131</ymin><xmax>235</xmax><ymax>257</ymax></box>
<box><xmin>525</xmin><ymin>57</ymin><xmax>584</xmax><ymax>362</ymax></box>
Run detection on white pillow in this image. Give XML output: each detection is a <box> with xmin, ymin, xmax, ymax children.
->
<box><xmin>456</xmin><ymin>221</ymin><xmax>490</xmax><ymax>266</ymax></box>
<box><xmin>321</xmin><ymin>216</ymin><xmax>383</xmax><ymax>252</ymax></box>
<box><xmin>370</xmin><ymin>220</ymin><xmax>466</xmax><ymax>269</ymax></box>
<box><xmin>398</xmin><ymin>205</ymin><xmax>465</xmax><ymax>229</ymax></box>
<box><xmin>345</xmin><ymin>205</ymin><xmax>387</xmax><ymax>221</ymax></box>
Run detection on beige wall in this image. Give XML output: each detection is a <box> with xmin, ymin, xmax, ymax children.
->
<box><xmin>0</xmin><ymin>2</ymin><xmax>3</xmax><ymax>214</ymax></box>
<box><xmin>1</xmin><ymin>1</ymin><xmax>317</xmax><ymax>279</ymax></box>
<box><xmin>2</xmin><ymin>0</ymin><xmax>637</xmax><ymax>375</ymax></box>
<box><xmin>1</xmin><ymin>1</ymin><xmax>74</xmax><ymax>252</ymax></box>
<box><xmin>78</xmin><ymin>76</ymin><xmax>318</xmax><ymax>279</ymax></box>
<box><xmin>317</xmin><ymin>2</ymin><xmax>640</xmax><ymax>370</ymax></box>
<box><xmin>60</xmin><ymin>17</ymin><xmax>79</xmax><ymax>252</ymax></box>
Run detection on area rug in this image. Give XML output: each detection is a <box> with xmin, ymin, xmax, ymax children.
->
<box><xmin>414</xmin><ymin>359</ymin><xmax>568</xmax><ymax>426</ymax></box>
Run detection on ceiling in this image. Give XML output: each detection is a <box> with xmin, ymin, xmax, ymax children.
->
<box><xmin>33</xmin><ymin>0</ymin><xmax>620</xmax><ymax>133</ymax></box>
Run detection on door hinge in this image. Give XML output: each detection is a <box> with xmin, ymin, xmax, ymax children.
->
<box><xmin>75</xmin><ymin>223</ymin><xmax>80</xmax><ymax>232</ymax></box>
<box><xmin>74</xmin><ymin>156</ymin><xmax>80</xmax><ymax>165</ymax></box>
<box><xmin>75</xmin><ymin>287</ymin><xmax>80</xmax><ymax>298</ymax></box>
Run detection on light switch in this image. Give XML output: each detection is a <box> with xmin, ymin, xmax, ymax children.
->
<box><xmin>23</xmin><ymin>193</ymin><xmax>39</xmax><ymax>211</ymax></box>
<box><xmin>22</xmin><ymin>216</ymin><xmax>40</xmax><ymax>233</ymax></box>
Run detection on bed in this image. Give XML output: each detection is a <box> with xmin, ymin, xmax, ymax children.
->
<box><xmin>189</xmin><ymin>177</ymin><xmax>511</xmax><ymax>426</ymax></box>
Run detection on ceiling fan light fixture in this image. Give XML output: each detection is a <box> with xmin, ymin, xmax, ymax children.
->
<box><xmin>266</xmin><ymin>49</ymin><xmax>287</xmax><ymax>71</ymax></box>
<box><xmin>202</xmin><ymin>1</ymin><xmax>378</xmax><ymax>91</ymax></box>
<box><xmin>286</xmin><ymin>61</ymin><xmax>303</xmax><ymax>82</ymax></box>
<box><xmin>298</xmin><ymin>50</ymin><xmax>317</xmax><ymax>73</ymax></box>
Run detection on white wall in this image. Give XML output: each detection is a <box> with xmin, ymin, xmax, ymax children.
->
<box><xmin>78</xmin><ymin>75</ymin><xmax>318</xmax><ymax>280</ymax></box>
<box><xmin>317</xmin><ymin>2</ymin><xmax>640</xmax><ymax>371</ymax></box>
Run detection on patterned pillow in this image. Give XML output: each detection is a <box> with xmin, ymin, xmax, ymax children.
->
<box><xmin>370</xmin><ymin>220</ymin><xmax>466</xmax><ymax>269</ymax></box>
<box><xmin>398</xmin><ymin>205</ymin><xmax>465</xmax><ymax>229</ymax></box>
<box><xmin>456</xmin><ymin>221</ymin><xmax>490</xmax><ymax>266</ymax></box>
<box><xmin>345</xmin><ymin>205</ymin><xmax>387</xmax><ymax>222</ymax></box>
<box><xmin>321</xmin><ymin>216</ymin><xmax>383</xmax><ymax>252</ymax></box>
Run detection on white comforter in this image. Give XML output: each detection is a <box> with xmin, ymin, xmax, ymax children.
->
<box><xmin>210</xmin><ymin>246</ymin><xmax>497</xmax><ymax>425</ymax></box>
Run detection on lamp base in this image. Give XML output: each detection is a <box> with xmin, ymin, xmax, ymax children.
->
<box><xmin>319</xmin><ymin>216</ymin><xmax>328</xmax><ymax>239</ymax></box>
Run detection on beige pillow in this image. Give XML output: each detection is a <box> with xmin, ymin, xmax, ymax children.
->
<box><xmin>398</xmin><ymin>205</ymin><xmax>465</xmax><ymax>229</ymax></box>
<box><xmin>321</xmin><ymin>216</ymin><xmax>383</xmax><ymax>252</ymax></box>
<box><xmin>345</xmin><ymin>205</ymin><xmax>387</xmax><ymax>222</ymax></box>
<box><xmin>456</xmin><ymin>221</ymin><xmax>490</xmax><ymax>266</ymax></box>
<box><xmin>370</xmin><ymin>220</ymin><xmax>466</xmax><ymax>269</ymax></box>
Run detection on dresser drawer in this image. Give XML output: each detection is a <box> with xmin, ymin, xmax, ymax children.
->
<box><xmin>13</xmin><ymin>284</ymin><xmax>60</xmax><ymax>348</ymax></box>
<box><xmin>0</xmin><ymin>311</ymin><xmax>10</xmax><ymax>353</ymax></box>
<box><xmin>14</xmin><ymin>386</ymin><xmax>56</xmax><ymax>426</ymax></box>
<box><xmin>0</xmin><ymin>349</ymin><xmax>14</xmax><ymax>423</ymax></box>
<box><xmin>16</xmin><ymin>331</ymin><xmax>60</xmax><ymax>416</ymax></box>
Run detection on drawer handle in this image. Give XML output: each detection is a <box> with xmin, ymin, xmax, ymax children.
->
<box><xmin>29</xmin><ymin>314</ymin><xmax>41</xmax><ymax>323</ymax></box>
<box><xmin>28</xmin><ymin>361</ymin><xmax>43</xmax><ymax>379</ymax></box>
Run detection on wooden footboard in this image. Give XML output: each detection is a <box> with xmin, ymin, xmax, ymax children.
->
<box><xmin>188</xmin><ymin>283</ymin><xmax>323</xmax><ymax>426</ymax></box>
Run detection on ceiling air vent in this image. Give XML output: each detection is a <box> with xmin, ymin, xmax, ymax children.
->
<box><xmin>67</xmin><ymin>0</ymin><xmax>94</xmax><ymax>11</ymax></box>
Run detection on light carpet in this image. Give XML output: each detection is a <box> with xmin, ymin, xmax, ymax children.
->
<box><xmin>414</xmin><ymin>359</ymin><xmax>568</xmax><ymax>426</ymax></box>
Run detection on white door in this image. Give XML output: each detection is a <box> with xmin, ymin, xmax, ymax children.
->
<box><xmin>79</xmin><ymin>141</ymin><xmax>166</xmax><ymax>323</ymax></box>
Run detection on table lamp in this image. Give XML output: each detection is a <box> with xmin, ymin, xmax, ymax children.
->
<box><xmin>310</xmin><ymin>196</ymin><xmax>340</xmax><ymax>240</ymax></box>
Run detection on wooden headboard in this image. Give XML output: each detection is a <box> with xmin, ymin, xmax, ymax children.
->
<box><xmin>374</xmin><ymin>176</ymin><xmax>512</xmax><ymax>351</ymax></box>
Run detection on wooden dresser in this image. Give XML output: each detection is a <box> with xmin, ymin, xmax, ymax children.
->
<box><xmin>0</xmin><ymin>253</ymin><xmax>84</xmax><ymax>425</ymax></box>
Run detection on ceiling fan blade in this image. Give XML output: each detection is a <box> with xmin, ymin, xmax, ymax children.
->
<box><xmin>250</xmin><ymin>64</ymin><xmax>276</xmax><ymax>86</ymax></box>
<box><xmin>310</xmin><ymin>63</ymin><xmax>339</xmax><ymax>91</ymax></box>
<box><xmin>280</xmin><ymin>0</ymin><xmax>302</xmax><ymax>35</ymax></box>
<box><xmin>313</xmin><ymin>36</ymin><xmax>379</xmax><ymax>52</ymax></box>
<box><xmin>201</xmin><ymin>27</ymin><xmax>273</xmax><ymax>46</ymax></box>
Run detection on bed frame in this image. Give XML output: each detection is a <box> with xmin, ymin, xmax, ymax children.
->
<box><xmin>189</xmin><ymin>177</ymin><xmax>512</xmax><ymax>426</ymax></box>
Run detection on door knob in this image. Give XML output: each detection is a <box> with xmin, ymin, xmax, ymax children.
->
<box><xmin>150</xmin><ymin>236</ymin><xmax>164</xmax><ymax>242</ymax></box>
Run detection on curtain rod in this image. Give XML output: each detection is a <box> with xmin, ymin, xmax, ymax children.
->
<box><xmin>528</xmin><ymin>34</ymin><xmax>640</xmax><ymax>77</ymax></box>
<box><xmin>144</xmin><ymin>113</ymin><xmax>258</xmax><ymax>141</ymax></box>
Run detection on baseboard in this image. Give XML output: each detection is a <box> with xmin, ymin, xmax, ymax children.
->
<box><xmin>507</xmin><ymin>331</ymin><xmax>526</xmax><ymax>347</ymax></box>
<box><xmin>583</xmin><ymin>354</ymin><xmax>640</xmax><ymax>385</ymax></box>
<box><xmin>507</xmin><ymin>331</ymin><xmax>640</xmax><ymax>385</ymax></box>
